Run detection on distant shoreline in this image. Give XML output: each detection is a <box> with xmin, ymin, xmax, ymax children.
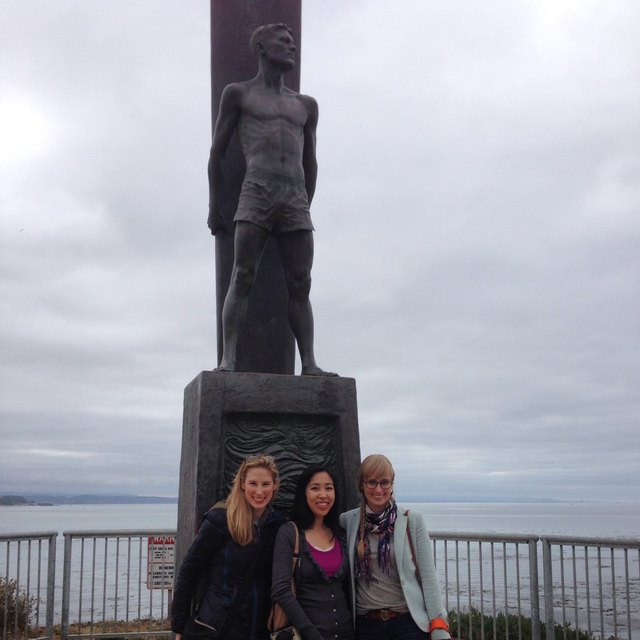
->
<box><xmin>0</xmin><ymin>494</ymin><xmax>178</xmax><ymax>506</ymax></box>
<box><xmin>2</xmin><ymin>494</ymin><xmax>635</xmax><ymax>507</ymax></box>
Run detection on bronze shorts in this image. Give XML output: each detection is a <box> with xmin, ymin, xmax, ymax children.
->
<box><xmin>234</xmin><ymin>170</ymin><xmax>315</xmax><ymax>234</ymax></box>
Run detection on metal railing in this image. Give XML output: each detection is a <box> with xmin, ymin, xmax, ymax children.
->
<box><xmin>61</xmin><ymin>530</ymin><xmax>175</xmax><ymax>640</ymax></box>
<box><xmin>432</xmin><ymin>532</ymin><xmax>541</xmax><ymax>640</ymax></box>
<box><xmin>2</xmin><ymin>529</ymin><xmax>639</xmax><ymax>640</ymax></box>
<box><xmin>542</xmin><ymin>536</ymin><xmax>640</xmax><ymax>640</ymax></box>
<box><xmin>1</xmin><ymin>532</ymin><xmax>57</xmax><ymax>640</ymax></box>
<box><xmin>429</xmin><ymin>532</ymin><xmax>640</xmax><ymax>640</ymax></box>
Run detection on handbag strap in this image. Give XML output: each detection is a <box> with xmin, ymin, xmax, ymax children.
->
<box><xmin>404</xmin><ymin>510</ymin><xmax>423</xmax><ymax>588</ymax></box>
<box><xmin>267</xmin><ymin>521</ymin><xmax>300</xmax><ymax>632</ymax></box>
<box><xmin>290</xmin><ymin>522</ymin><xmax>300</xmax><ymax>594</ymax></box>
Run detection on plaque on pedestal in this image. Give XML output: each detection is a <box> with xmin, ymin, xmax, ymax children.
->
<box><xmin>176</xmin><ymin>372</ymin><xmax>361</xmax><ymax>567</ymax></box>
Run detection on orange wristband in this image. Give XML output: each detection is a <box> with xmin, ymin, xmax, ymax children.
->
<box><xmin>429</xmin><ymin>617</ymin><xmax>450</xmax><ymax>633</ymax></box>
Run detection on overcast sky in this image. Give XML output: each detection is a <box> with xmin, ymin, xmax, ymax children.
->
<box><xmin>1</xmin><ymin>1</ymin><xmax>639</xmax><ymax>503</ymax></box>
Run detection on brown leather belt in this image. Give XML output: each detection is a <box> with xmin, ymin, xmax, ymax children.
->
<box><xmin>361</xmin><ymin>609</ymin><xmax>404</xmax><ymax>622</ymax></box>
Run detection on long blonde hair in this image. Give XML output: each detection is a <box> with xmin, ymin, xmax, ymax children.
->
<box><xmin>356</xmin><ymin>454</ymin><xmax>395</xmax><ymax>561</ymax></box>
<box><xmin>225</xmin><ymin>454</ymin><xmax>279</xmax><ymax>546</ymax></box>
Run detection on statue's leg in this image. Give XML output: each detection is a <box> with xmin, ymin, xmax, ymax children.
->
<box><xmin>217</xmin><ymin>222</ymin><xmax>269</xmax><ymax>371</ymax></box>
<box><xmin>277</xmin><ymin>231</ymin><xmax>337</xmax><ymax>376</ymax></box>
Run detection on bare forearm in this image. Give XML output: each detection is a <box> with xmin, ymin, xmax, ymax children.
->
<box><xmin>208</xmin><ymin>152</ymin><xmax>223</xmax><ymax>197</ymax></box>
<box><xmin>207</xmin><ymin>83</ymin><xmax>241</xmax><ymax>234</ymax></box>
<box><xmin>304</xmin><ymin>161</ymin><xmax>317</xmax><ymax>204</ymax></box>
<box><xmin>207</xmin><ymin>142</ymin><xmax>229</xmax><ymax>234</ymax></box>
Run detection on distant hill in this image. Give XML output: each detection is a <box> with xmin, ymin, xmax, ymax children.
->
<box><xmin>397</xmin><ymin>493</ymin><xmax>565</xmax><ymax>503</ymax></box>
<box><xmin>0</xmin><ymin>495</ymin><xmax>38</xmax><ymax>506</ymax></box>
<box><xmin>0</xmin><ymin>494</ymin><xmax>177</xmax><ymax>506</ymax></box>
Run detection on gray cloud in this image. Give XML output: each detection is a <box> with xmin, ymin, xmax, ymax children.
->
<box><xmin>1</xmin><ymin>1</ymin><xmax>639</xmax><ymax>502</ymax></box>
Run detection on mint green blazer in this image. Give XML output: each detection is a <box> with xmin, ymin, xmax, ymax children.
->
<box><xmin>340</xmin><ymin>506</ymin><xmax>451</xmax><ymax>639</ymax></box>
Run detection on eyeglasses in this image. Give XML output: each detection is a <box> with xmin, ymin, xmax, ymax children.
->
<box><xmin>364</xmin><ymin>479</ymin><xmax>393</xmax><ymax>490</ymax></box>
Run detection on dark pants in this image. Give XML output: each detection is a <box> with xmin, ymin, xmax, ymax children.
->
<box><xmin>355</xmin><ymin>613</ymin><xmax>429</xmax><ymax>640</ymax></box>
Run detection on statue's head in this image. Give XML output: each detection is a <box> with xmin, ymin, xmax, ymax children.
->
<box><xmin>250</xmin><ymin>23</ymin><xmax>296</xmax><ymax>70</ymax></box>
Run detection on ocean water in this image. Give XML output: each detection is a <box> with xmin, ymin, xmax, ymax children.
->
<box><xmin>412</xmin><ymin>501</ymin><xmax>640</xmax><ymax>538</ymax></box>
<box><xmin>0</xmin><ymin>503</ymin><xmax>179</xmax><ymax>537</ymax></box>
<box><xmin>1</xmin><ymin>501</ymin><xmax>639</xmax><ymax>538</ymax></box>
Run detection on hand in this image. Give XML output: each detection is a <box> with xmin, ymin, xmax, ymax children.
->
<box><xmin>208</xmin><ymin>201</ymin><xmax>230</xmax><ymax>236</ymax></box>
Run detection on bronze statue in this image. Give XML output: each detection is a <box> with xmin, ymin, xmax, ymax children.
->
<box><xmin>208</xmin><ymin>23</ymin><xmax>336</xmax><ymax>376</ymax></box>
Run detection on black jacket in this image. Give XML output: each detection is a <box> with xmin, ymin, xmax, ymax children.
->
<box><xmin>272</xmin><ymin>523</ymin><xmax>354</xmax><ymax>640</ymax></box>
<box><xmin>172</xmin><ymin>507</ymin><xmax>285</xmax><ymax>640</ymax></box>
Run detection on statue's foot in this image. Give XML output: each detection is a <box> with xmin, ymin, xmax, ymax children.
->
<box><xmin>213</xmin><ymin>364</ymin><xmax>234</xmax><ymax>373</ymax></box>
<box><xmin>301</xmin><ymin>365</ymin><xmax>339</xmax><ymax>377</ymax></box>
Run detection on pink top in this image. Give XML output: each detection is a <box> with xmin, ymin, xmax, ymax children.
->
<box><xmin>308</xmin><ymin>539</ymin><xmax>343</xmax><ymax>577</ymax></box>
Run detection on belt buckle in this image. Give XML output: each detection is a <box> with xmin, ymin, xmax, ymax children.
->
<box><xmin>380</xmin><ymin>610</ymin><xmax>392</xmax><ymax>621</ymax></box>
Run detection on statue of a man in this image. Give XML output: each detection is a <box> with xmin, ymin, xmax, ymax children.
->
<box><xmin>208</xmin><ymin>23</ymin><xmax>336</xmax><ymax>376</ymax></box>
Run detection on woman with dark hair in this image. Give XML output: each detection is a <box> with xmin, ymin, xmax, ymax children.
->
<box><xmin>171</xmin><ymin>454</ymin><xmax>285</xmax><ymax>640</ymax></box>
<box><xmin>271</xmin><ymin>465</ymin><xmax>354</xmax><ymax>640</ymax></box>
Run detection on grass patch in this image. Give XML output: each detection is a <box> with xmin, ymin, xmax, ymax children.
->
<box><xmin>449</xmin><ymin>607</ymin><xmax>596</xmax><ymax>640</ymax></box>
<box><xmin>1</xmin><ymin>577</ymin><xmax>38</xmax><ymax>637</ymax></box>
<box><xmin>26</xmin><ymin>619</ymin><xmax>171</xmax><ymax>640</ymax></box>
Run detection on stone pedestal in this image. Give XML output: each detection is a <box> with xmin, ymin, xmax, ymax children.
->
<box><xmin>176</xmin><ymin>372</ymin><xmax>361</xmax><ymax>567</ymax></box>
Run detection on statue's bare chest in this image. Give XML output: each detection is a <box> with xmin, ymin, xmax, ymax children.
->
<box><xmin>242</xmin><ymin>91</ymin><xmax>307</xmax><ymax>127</ymax></box>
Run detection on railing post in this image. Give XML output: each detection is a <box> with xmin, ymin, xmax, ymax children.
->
<box><xmin>3</xmin><ymin>540</ymin><xmax>10</xmax><ymax>640</ymax></box>
<box><xmin>542</xmin><ymin>537</ymin><xmax>555</xmax><ymax>640</ymax></box>
<box><xmin>528</xmin><ymin>537</ymin><xmax>541</xmax><ymax>640</ymax></box>
<box><xmin>61</xmin><ymin>533</ymin><xmax>73</xmax><ymax>640</ymax></box>
<box><xmin>45</xmin><ymin>534</ymin><xmax>57</xmax><ymax>640</ymax></box>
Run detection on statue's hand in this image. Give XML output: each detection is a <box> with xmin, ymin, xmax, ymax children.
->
<box><xmin>208</xmin><ymin>202</ymin><xmax>230</xmax><ymax>236</ymax></box>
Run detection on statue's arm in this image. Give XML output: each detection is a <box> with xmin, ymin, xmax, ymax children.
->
<box><xmin>301</xmin><ymin>96</ymin><xmax>319</xmax><ymax>205</ymax></box>
<box><xmin>208</xmin><ymin>84</ymin><xmax>243</xmax><ymax>235</ymax></box>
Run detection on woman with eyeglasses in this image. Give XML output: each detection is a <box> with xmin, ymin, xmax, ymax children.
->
<box><xmin>340</xmin><ymin>455</ymin><xmax>450</xmax><ymax>640</ymax></box>
<box><xmin>271</xmin><ymin>465</ymin><xmax>354</xmax><ymax>639</ymax></box>
<box><xmin>171</xmin><ymin>454</ymin><xmax>285</xmax><ymax>640</ymax></box>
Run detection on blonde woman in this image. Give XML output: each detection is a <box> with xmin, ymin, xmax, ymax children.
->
<box><xmin>172</xmin><ymin>454</ymin><xmax>285</xmax><ymax>640</ymax></box>
<box><xmin>340</xmin><ymin>455</ymin><xmax>450</xmax><ymax>640</ymax></box>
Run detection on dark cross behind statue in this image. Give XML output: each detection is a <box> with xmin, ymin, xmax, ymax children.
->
<box><xmin>210</xmin><ymin>1</ymin><xmax>301</xmax><ymax>374</ymax></box>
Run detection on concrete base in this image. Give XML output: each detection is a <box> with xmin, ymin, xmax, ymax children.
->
<box><xmin>176</xmin><ymin>371</ymin><xmax>361</xmax><ymax>567</ymax></box>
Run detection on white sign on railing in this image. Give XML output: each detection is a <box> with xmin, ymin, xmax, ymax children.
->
<box><xmin>146</xmin><ymin>535</ymin><xmax>175</xmax><ymax>589</ymax></box>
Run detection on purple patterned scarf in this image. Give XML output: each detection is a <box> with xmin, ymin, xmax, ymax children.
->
<box><xmin>355</xmin><ymin>499</ymin><xmax>397</xmax><ymax>585</ymax></box>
